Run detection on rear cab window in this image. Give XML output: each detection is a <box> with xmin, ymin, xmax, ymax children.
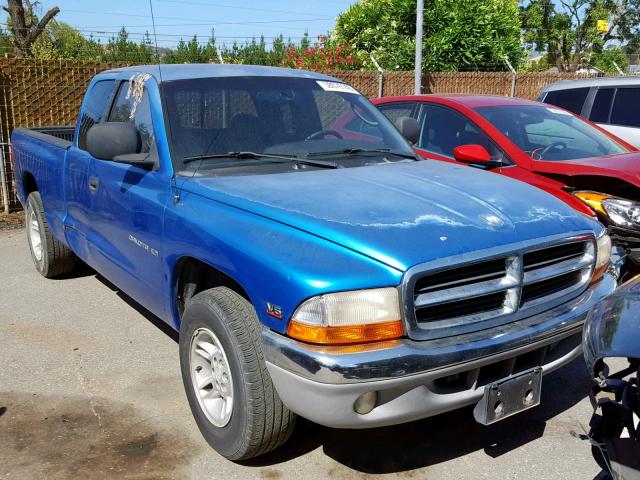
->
<box><xmin>542</xmin><ymin>87</ymin><xmax>590</xmax><ymax>115</ymax></box>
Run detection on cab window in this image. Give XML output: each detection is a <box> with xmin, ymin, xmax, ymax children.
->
<box><xmin>108</xmin><ymin>81</ymin><xmax>158</xmax><ymax>162</ymax></box>
<box><xmin>77</xmin><ymin>80</ymin><xmax>116</xmax><ymax>150</ymax></box>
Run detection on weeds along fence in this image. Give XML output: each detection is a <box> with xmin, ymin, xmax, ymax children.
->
<box><xmin>0</xmin><ymin>58</ymin><xmax>601</xmax><ymax>211</ymax></box>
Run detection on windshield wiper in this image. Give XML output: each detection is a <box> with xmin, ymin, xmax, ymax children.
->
<box><xmin>307</xmin><ymin>148</ymin><xmax>418</xmax><ymax>160</ymax></box>
<box><xmin>183</xmin><ymin>151</ymin><xmax>338</xmax><ymax>169</ymax></box>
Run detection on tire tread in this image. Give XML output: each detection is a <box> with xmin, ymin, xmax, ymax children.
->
<box><xmin>183</xmin><ymin>287</ymin><xmax>296</xmax><ymax>460</ymax></box>
<box><xmin>27</xmin><ymin>192</ymin><xmax>75</xmax><ymax>278</ymax></box>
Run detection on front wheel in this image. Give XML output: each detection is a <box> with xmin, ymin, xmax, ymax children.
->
<box><xmin>179</xmin><ymin>287</ymin><xmax>296</xmax><ymax>460</ymax></box>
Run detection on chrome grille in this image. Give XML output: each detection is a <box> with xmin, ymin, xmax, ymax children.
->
<box><xmin>405</xmin><ymin>237</ymin><xmax>595</xmax><ymax>340</ymax></box>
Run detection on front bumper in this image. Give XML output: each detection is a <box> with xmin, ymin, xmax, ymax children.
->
<box><xmin>262</xmin><ymin>273</ymin><xmax>616</xmax><ymax>428</ymax></box>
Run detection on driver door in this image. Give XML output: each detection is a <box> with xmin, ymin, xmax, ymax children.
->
<box><xmin>86</xmin><ymin>79</ymin><xmax>170</xmax><ymax>318</ymax></box>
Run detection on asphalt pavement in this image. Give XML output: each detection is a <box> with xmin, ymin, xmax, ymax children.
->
<box><xmin>0</xmin><ymin>227</ymin><xmax>605</xmax><ymax>479</ymax></box>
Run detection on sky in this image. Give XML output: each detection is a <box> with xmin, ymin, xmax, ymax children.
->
<box><xmin>1</xmin><ymin>0</ymin><xmax>356</xmax><ymax>48</ymax></box>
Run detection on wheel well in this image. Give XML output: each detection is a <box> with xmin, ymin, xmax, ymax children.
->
<box><xmin>174</xmin><ymin>257</ymin><xmax>250</xmax><ymax>319</ymax></box>
<box><xmin>23</xmin><ymin>171</ymin><xmax>38</xmax><ymax>196</ymax></box>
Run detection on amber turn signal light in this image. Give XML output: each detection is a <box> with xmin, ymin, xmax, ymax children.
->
<box><xmin>287</xmin><ymin>319</ymin><xmax>404</xmax><ymax>345</ymax></box>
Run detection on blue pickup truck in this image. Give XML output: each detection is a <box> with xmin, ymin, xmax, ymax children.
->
<box><xmin>11</xmin><ymin>64</ymin><xmax>615</xmax><ymax>460</ymax></box>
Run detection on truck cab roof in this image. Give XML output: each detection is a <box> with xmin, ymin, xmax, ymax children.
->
<box><xmin>101</xmin><ymin>63</ymin><xmax>340</xmax><ymax>83</ymax></box>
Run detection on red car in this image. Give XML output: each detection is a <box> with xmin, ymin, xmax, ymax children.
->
<box><xmin>372</xmin><ymin>95</ymin><xmax>640</xmax><ymax>280</ymax></box>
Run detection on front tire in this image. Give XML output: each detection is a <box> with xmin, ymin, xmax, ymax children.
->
<box><xmin>26</xmin><ymin>191</ymin><xmax>76</xmax><ymax>278</ymax></box>
<box><xmin>179</xmin><ymin>287</ymin><xmax>296</xmax><ymax>460</ymax></box>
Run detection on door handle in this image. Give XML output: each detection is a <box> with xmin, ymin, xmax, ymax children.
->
<box><xmin>88</xmin><ymin>176</ymin><xmax>99</xmax><ymax>192</ymax></box>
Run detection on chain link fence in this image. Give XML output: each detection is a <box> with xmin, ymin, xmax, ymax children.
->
<box><xmin>0</xmin><ymin>59</ymin><xmax>602</xmax><ymax>212</ymax></box>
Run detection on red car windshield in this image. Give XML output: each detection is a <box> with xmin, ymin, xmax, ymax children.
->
<box><xmin>475</xmin><ymin>105</ymin><xmax>628</xmax><ymax>161</ymax></box>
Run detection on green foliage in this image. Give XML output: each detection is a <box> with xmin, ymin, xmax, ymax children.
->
<box><xmin>104</xmin><ymin>27</ymin><xmax>156</xmax><ymax>63</ymax></box>
<box><xmin>521</xmin><ymin>0</ymin><xmax>640</xmax><ymax>71</ymax></box>
<box><xmin>0</xmin><ymin>26</ymin><xmax>13</xmax><ymax>53</ymax></box>
<box><xmin>591</xmin><ymin>46</ymin><xmax>628</xmax><ymax>72</ymax></box>
<box><xmin>162</xmin><ymin>33</ymin><xmax>332</xmax><ymax>67</ymax></box>
<box><xmin>334</xmin><ymin>0</ymin><xmax>524</xmax><ymax>72</ymax></box>
<box><xmin>31</xmin><ymin>21</ymin><xmax>102</xmax><ymax>60</ymax></box>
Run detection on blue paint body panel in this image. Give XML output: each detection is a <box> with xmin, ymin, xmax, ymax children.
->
<box><xmin>10</xmin><ymin>66</ymin><xmax>604</xmax><ymax>335</ymax></box>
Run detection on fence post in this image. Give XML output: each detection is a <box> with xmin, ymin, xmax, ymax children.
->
<box><xmin>503</xmin><ymin>55</ymin><xmax>517</xmax><ymax>97</ymax></box>
<box><xmin>369</xmin><ymin>54</ymin><xmax>384</xmax><ymax>97</ymax></box>
<box><xmin>0</xmin><ymin>149</ymin><xmax>8</xmax><ymax>214</ymax></box>
<box><xmin>612</xmin><ymin>61</ymin><xmax>625</xmax><ymax>76</ymax></box>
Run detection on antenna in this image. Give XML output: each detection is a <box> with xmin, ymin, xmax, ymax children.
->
<box><xmin>148</xmin><ymin>0</ymin><xmax>163</xmax><ymax>83</ymax></box>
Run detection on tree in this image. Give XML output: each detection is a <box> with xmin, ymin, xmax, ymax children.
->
<box><xmin>521</xmin><ymin>0</ymin><xmax>640</xmax><ymax>72</ymax></box>
<box><xmin>31</xmin><ymin>21</ymin><xmax>102</xmax><ymax>60</ymax></box>
<box><xmin>105</xmin><ymin>27</ymin><xmax>155</xmax><ymax>63</ymax></box>
<box><xmin>3</xmin><ymin>0</ymin><xmax>59</xmax><ymax>56</ymax></box>
<box><xmin>334</xmin><ymin>0</ymin><xmax>524</xmax><ymax>72</ymax></box>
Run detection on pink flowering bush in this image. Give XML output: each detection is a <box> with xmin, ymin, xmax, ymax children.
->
<box><xmin>281</xmin><ymin>36</ymin><xmax>362</xmax><ymax>71</ymax></box>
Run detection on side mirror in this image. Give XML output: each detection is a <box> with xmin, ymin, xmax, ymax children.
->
<box><xmin>453</xmin><ymin>144</ymin><xmax>491</xmax><ymax>164</ymax></box>
<box><xmin>86</xmin><ymin>122</ymin><xmax>146</xmax><ymax>164</ymax></box>
<box><xmin>395</xmin><ymin>116</ymin><xmax>420</xmax><ymax>144</ymax></box>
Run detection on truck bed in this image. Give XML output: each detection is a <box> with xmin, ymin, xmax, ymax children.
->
<box><xmin>11</xmin><ymin>126</ymin><xmax>75</xmax><ymax>241</ymax></box>
<box><xmin>15</xmin><ymin>126</ymin><xmax>75</xmax><ymax>147</ymax></box>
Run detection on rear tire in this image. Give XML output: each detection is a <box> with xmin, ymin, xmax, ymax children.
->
<box><xmin>26</xmin><ymin>191</ymin><xmax>76</xmax><ymax>278</ymax></box>
<box><xmin>179</xmin><ymin>287</ymin><xmax>296</xmax><ymax>460</ymax></box>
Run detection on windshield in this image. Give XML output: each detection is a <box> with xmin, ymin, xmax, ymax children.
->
<box><xmin>164</xmin><ymin>76</ymin><xmax>415</xmax><ymax>175</ymax></box>
<box><xmin>475</xmin><ymin>105</ymin><xmax>628</xmax><ymax>161</ymax></box>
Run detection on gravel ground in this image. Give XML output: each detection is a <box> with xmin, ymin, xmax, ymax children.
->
<box><xmin>0</xmin><ymin>228</ymin><xmax>607</xmax><ymax>480</ymax></box>
<box><xmin>0</xmin><ymin>210</ymin><xmax>24</xmax><ymax>230</ymax></box>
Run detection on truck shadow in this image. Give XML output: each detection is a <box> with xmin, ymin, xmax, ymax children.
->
<box><xmin>92</xmin><ymin>273</ymin><xmax>591</xmax><ymax>475</ymax></box>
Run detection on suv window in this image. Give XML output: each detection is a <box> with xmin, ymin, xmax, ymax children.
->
<box><xmin>589</xmin><ymin>88</ymin><xmax>615</xmax><ymax>123</ymax></box>
<box><xmin>610</xmin><ymin>88</ymin><xmax>640</xmax><ymax>127</ymax></box>
<box><xmin>419</xmin><ymin>104</ymin><xmax>509</xmax><ymax>164</ymax></box>
<box><xmin>542</xmin><ymin>87</ymin><xmax>589</xmax><ymax>115</ymax></box>
<box><xmin>78</xmin><ymin>80</ymin><xmax>116</xmax><ymax>150</ymax></box>
<box><xmin>109</xmin><ymin>81</ymin><xmax>158</xmax><ymax>161</ymax></box>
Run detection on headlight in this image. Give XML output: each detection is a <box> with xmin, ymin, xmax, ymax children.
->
<box><xmin>602</xmin><ymin>198</ymin><xmax>640</xmax><ymax>229</ymax></box>
<box><xmin>287</xmin><ymin>287</ymin><xmax>403</xmax><ymax>345</ymax></box>
<box><xmin>593</xmin><ymin>231</ymin><xmax>612</xmax><ymax>283</ymax></box>
<box><xmin>574</xmin><ymin>191</ymin><xmax>640</xmax><ymax>230</ymax></box>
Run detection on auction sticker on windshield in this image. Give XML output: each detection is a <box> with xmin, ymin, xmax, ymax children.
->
<box><xmin>316</xmin><ymin>80</ymin><xmax>359</xmax><ymax>94</ymax></box>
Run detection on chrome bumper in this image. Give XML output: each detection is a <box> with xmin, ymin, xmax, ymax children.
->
<box><xmin>262</xmin><ymin>274</ymin><xmax>616</xmax><ymax>428</ymax></box>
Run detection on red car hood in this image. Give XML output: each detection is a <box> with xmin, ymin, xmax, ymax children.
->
<box><xmin>531</xmin><ymin>153</ymin><xmax>640</xmax><ymax>186</ymax></box>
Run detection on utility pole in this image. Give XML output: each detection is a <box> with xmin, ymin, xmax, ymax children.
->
<box><xmin>414</xmin><ymin>0</ymin><xmax>423</xmax><ymax>95</ymax></box>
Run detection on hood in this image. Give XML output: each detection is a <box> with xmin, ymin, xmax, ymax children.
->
<box><xmin>183</xmin><ymin>161</ymin><xmax>600</xmax><ymax>271</ymax></box>
<box><xmin>583</xmin><ymin>276</ymin><xmax>640</xmax><ymax>377</ymax></box>
<box><xmin>532</xmin><ymin>152</ymin><xmax>640</xmax><ymax>187</ymax></box>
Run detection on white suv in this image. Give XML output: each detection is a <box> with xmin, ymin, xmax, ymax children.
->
<box><xmin>539</xmin><ymin>77</ymin><xmax>640</xmax><ymax>148</ymax></box>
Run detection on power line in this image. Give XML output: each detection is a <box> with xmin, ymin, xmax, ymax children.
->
<box><xmin>154</xmin><ymin>0</ymin><xmax>328</xmax><ymax>17</ymax></box>
<box><xmin>69</xmin><ymin>18</ymin><xmax>335</xmax><ymax>30</ymax></box>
